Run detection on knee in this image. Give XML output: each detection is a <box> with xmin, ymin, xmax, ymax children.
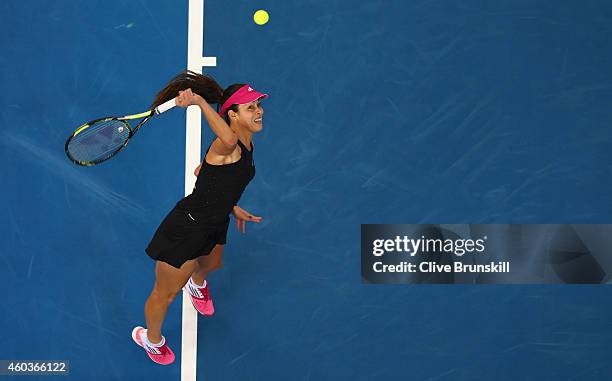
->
<box><xmin>152</xmin><ymin>285</ymin><xmax>181</xmax><ymax>304</ymax></box>
<box><xmin>211</xmin><ymin>257</ymin><xmax>223</xmax><ymax>271</ymax></box>
<box><xmin>199</xmin><ymin>257</ymin><xmax>223</xmax><ymax>273</ymax></box>
<box><xmin>206</xmin><ymin>257</ymin><xmax>223</xmax><ymax>272</ymax></box>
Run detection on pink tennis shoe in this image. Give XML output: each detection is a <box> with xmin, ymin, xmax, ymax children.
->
<box><xmin>131</xmin><ymin>326</ymin><xmax>175</xmax><ymax>365</ymax></box>
<box><xmin>184</xmin><ymin>278</ymin><xmax>215</xmax><ymax>316</ymax></box>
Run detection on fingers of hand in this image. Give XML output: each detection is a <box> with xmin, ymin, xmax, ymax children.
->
<box><xmin>177</xmin><ymin>91</ymin><xmax>187</xmax><ymax>106</ymax></box>
<box><xmin>178</xmin><ymin>89</ymin><xmax>193</xmax><ymax>98</ymax></box>
<box><xmin>246</xmin><ymin>215</ymin><xmax>262</xmax><ymax>222</ymax></box>
<box><xmin>234</xmin><ymin>214</ymin><xmax>261</xmax><ymax>235</ymax></box>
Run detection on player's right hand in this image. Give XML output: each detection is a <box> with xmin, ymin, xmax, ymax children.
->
<box><xmin>176</xmin><ymin>88</ymin><xmax>204</xmax><ymax>108</ymax></box>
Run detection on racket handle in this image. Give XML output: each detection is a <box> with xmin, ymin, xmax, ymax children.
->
<box><xmin>155</xmin><ymin>98</ymin><xmax>177</xmax><ymax>114</ymax></box>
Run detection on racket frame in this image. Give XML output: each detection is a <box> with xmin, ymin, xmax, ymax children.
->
<box><xmin>65</xmin><ymin>98</ymin><xmax>176</xmax><ymax>166</ymax></box>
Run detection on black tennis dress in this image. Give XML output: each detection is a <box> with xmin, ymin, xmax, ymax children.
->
<box><xmin>146</xmin><ymin>139</ymin><xmax>255</xmax><ymax>268</ymax></box>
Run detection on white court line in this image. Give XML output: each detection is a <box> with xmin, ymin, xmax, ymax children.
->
<box><xmin>182</xmin><ymin>0</ymin><xmax>216</xmax><ymax>380</ymax></box>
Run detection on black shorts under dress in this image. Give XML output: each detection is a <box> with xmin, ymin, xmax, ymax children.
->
<box><xmin>146</xmin><ymin>139</ymin><xmax>256</xmax><ymax>269</ymax></box>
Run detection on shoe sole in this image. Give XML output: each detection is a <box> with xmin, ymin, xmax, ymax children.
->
<box><xmin>132</xmin><ymin>326</ymin><xmax>144</xmax><ymax>347</ymax></box>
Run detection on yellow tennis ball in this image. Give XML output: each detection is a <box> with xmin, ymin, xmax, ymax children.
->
<box><xmin>253</xmin><ymin>10</ymin><xmax>269</xmax><ymax>25</ymax></box>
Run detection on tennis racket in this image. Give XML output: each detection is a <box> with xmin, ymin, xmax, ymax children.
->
<box><xmin>65</xmin><ymin>98</ymin><xmax>177</xmax><ymax>166</ymax></box>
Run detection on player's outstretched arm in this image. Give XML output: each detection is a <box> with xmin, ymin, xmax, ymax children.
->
<box><xmin>176</xmin><ymin>88</ymin><xmax>237</xmax><ymax>153</ymax></box>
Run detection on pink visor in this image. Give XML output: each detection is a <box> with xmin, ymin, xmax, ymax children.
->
<box><xmin>219</xmin><ymin>84</ymin><xmax>268</xmax><ymax>116</ymax></box>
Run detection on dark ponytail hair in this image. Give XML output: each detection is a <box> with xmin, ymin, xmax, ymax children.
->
<box><xmin>151</xmin><ymin>71</ymin><xmax>249</xmax><ymax>124</ymax></box>
<box><xmin>151</xmin><ymin>70</ymin><xmax>224</xmax><ymax>109</ymax></box>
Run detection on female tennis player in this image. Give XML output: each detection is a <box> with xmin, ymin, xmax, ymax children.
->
<box><xmin>131</xmin><ymin>72</ymin><xmax>266</xmax><ymax>365</ymax></box>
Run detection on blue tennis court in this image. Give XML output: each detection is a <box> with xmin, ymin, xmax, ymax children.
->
<box><xmin>1</xmin><ymin>1</ymin><xmax>612</xmax><ymax>380</ymax></box>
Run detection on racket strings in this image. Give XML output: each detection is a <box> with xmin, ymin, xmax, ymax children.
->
<box><xmin>67</xmin><ymin>119</ymin><xmax>131</xmax><ymax>164</ymax></box>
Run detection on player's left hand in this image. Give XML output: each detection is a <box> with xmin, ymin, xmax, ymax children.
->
<box><xmin>231</xmin><ymin>205</ymin><xmax>262</xmax><ymax>234</ymax></box>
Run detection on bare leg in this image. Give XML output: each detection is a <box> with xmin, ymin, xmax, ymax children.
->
<box><xmin>144</xmin><ymin>259</ymin><xmax>198</xmax><ymax>343</ymax></box>
<box><xmin>191</xmin><ymin>244</ymin><xmax>225</xmax><ymax>285</ymax></box>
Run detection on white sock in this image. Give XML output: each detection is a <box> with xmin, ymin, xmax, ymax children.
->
<box><xmin>143</xmin><ymin>329</ymin><xmax>165</xmax><ymax>347</ymax></box>
<box><xmin>190</xmin><ymin>277</ymin><xmax>206</xmax><ymax>288</ymax></box>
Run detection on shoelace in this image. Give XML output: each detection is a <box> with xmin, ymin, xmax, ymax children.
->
<box><xmin>144</xmin><ymin>344</ymin><xmax>161</xmax><ymax>355</ymax></box>
<box><xmin>141</xmin><ymin>332</ymin><xmax>164</xmax><ymax>355</ymax></box>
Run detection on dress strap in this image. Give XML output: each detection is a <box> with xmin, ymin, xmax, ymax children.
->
<box><xmin>205</xmin><ymin>138</ymin><xmax>252</xmax><ymax>157</ymax></box>
<box><xmin>236</xmin><ymin>139</ymin><xmax>253</xmax><ymax>153</ymax></box>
